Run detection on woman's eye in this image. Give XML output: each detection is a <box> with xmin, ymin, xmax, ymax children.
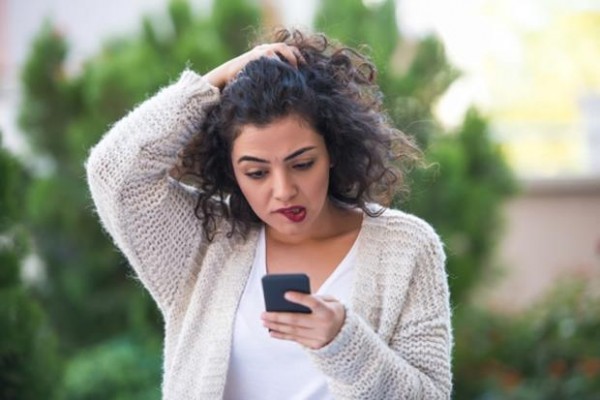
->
<box><xmin>245</xmin><ymin>170</ymin><xmax>267</xmax><ymax>179</ymax></box>
<box><xmin>294</xmin><ymin>160</ymin><xmax>315</xmax><ymax>171</ymax></box>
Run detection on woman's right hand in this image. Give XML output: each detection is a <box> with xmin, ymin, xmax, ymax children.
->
<box><xmin>204</xmin><ymin>43</ymin><xmax>304</xmax><ymax>90</ymax></box>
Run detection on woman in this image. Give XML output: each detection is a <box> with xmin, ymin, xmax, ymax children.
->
<box><xmin>86</xmin><ymin>29</ymin><xmax>452</xmax><ymax>399</ymax></box>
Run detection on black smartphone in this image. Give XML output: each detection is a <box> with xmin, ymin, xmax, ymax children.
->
<box><xmin>261</xmin><ymin>273</ymin><xmax>312</xmax><ymax>313</ymax></box>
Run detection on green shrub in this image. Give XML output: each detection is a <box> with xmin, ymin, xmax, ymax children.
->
<box><xmin>0</xmin><ymin>134</ymin><xmax>62</xmax><ymax>399</ymax></box>
<box><xmin>0</xmin><ymin>288</ymin><xmax>62</xmax><ymax>400</ymax></box>
<box><xmin>63</xmin><ymin>336</ymin><xmax>161</xmax><ymax>400</ymax></box>
<box><xmin>453</xmin><ymin>280</ymin><xmax>600</xmax><ymax>399</ymax></box>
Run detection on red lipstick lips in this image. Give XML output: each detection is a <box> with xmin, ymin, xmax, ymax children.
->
<box><xmin>277</xmin><ymin>206</ymin><xmax>306</xmax><ymax>222</ymax></box>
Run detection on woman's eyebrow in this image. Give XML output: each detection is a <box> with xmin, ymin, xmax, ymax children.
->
<box><xmin>237</xmin><ymin>146</ymin><xmax>316</xmax><ymax>164</ymax></box>
<box><xmin>237</xmin><ymin>155</ymin><xmax>267</xmax><ymax>164</ymax></box>
<box><xmin>284</xmin><ymin>146</ymin><xmax>316</xmax><ymax>161</ymax></box>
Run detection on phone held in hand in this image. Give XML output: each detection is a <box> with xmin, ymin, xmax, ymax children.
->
<box><xmin>261</xmin><ymin>273</ymin><xmax>312</xmax><ymax>314</ymax></box>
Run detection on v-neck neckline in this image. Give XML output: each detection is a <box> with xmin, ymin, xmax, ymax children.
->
<box><xmin>258</xmin><ymin>221</ymin><xmax>363</xmax><ymax>294</ymax></box>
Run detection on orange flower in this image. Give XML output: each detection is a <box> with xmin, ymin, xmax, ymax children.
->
<box><xmin>499</xmin><ymin>369</ymin><xmax>522</xmax><ymax>390</ymax></box>
<box><xmin>549</xmin><ymin>359</ymin><xmax>568</xmax><ymax>378</ymax></box>
<box><xmin>578</xmin><ymin>357</ymin><xmax>600</xmax><ymax>378</ymax></box>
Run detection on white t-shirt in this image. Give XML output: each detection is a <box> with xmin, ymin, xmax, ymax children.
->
<box><xmin>223</xmin><ymin>227</ymin><xmax>358</xmax><ymax>400</ymax></box>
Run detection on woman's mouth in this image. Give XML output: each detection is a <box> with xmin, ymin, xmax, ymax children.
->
<box><xmin>277</xmin><ymin>206</ymin><xmax>307</xmax><ymax>222</ymax></box>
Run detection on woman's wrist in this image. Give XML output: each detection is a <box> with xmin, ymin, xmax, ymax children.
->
<box><xmin>204</xmin><ymin>63</ymin><xmax>230</xmax><ymax>91</ymax></box>
<box><xmin>204</xmin><ymin>44</ymin><xmax>302</xmax><ymax>91</ymax></box>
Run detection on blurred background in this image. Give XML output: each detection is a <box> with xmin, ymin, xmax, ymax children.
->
<box><xmin>1</xmin><ymin>0</ymin><xmax>599</xmax><ymax>398</ymax></box>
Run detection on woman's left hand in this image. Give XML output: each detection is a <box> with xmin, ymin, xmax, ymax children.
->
<box><xmin>261</xmin><ymin>293</ymin><xmax>346</xmax><ymax>350</ymax></box>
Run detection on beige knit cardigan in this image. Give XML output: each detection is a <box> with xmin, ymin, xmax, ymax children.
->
<box><xmin>86</xmin><ymin>70</ymin><xmax>453</xmax><ymax>399</ymax></box>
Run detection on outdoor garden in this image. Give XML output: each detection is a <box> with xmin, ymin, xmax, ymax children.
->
<box><xmin>1</xmin><ymin>0</ymin><xmax>599</xmax><ymax>398</ymax></box>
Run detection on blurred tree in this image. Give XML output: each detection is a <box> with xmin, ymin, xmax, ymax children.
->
<box><xmin>19</xmin><ymin>20</ymin><xmax>142</xmax><ymax>352</ymax></box>
<box><xmin>62</xmin><ymin>337</ymin><xmax>161</xmax><ymax>400</ymax></box>
<box><xmin>0</xmin><ymin>133</ymin><xmax>62</xmax><ymax>399</ymax></box>
<box><xmin>19</xmin><ymin>0</ymin><xmax>260</xmax><ymax>349</ymax></box>
<box><xmin>18</xmin><ymin>22</ymin><xmax>76</xmax><ymax>160</ymax></box>
<box><xmin>17</xmin><ymin>0</ymin><xmax>260</xmax><ymax>396</ymax></box>
<box><xmin>403</xmin><ymin>109</ymin><xmax>517</xmax><ymax>303</ymax></box>
<box><xmin>316</xmin><ymin>0</ymin><xmax>458</xmax><ymax>147</ymax></box>
<box><xmin>317</xmin><ymin>0</ymin><xmax>517</xmax><ymax>304</ymax></box>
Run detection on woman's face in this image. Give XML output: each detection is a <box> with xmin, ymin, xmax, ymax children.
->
<box><xmin>231</xmin><ymin>115</ymin><xmax>332</xmax><ymax>242</ymax></box>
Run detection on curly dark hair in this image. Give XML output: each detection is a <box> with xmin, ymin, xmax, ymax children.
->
<box><xmin>175</xmin><ymin>29</ymin><xmax>421</xmax><ymax>241</ymax></box>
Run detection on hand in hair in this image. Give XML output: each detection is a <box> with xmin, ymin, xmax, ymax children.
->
<box><xmin>205</xmin><ymin>43</ymin><xmax>305</xmax><ymax>90</ymax></box>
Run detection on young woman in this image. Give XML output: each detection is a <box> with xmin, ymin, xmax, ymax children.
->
<box><xmin>86</xmin><ymin>29</ymin><xmax>452</xmax><ymax>399</ymax></box>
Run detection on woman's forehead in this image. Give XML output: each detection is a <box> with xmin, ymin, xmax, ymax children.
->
<box><xmin>232</xmin><ymin>116</ymin><xmax>326</xmax><ymax>160</ymax></box>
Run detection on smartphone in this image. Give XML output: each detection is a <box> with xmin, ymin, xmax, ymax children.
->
<box><xmin>261</xmin><ymin>273</ymin><xmax>312</xmax><ymax>314</ymax></box>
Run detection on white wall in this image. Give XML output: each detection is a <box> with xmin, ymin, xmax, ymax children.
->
<box><xmin>479</xmin><ymin>178</ymin><xmax>600</xmax><ymax>312</ymax></box>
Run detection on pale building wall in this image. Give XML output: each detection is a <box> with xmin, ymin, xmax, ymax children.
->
<box><xmin>480</xmin><ymin>177</ymin><xmax>600</xmax><ymax>312</ymax></box>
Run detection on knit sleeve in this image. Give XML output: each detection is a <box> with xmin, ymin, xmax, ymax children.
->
<box><xmin>308</xmin><ymin>227</ymin><xmax>453</xmax><ymax>399</ymax></box>
<box><xmin>85</xmin><ymin>70</ymin><xmax>220</xmax><ymax>314</ymax></box>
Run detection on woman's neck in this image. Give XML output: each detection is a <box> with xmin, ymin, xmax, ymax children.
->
<box><xmin>266</xmin><ymin>204</ymin><xmax>363</xmax><ymax>246</ymax></box>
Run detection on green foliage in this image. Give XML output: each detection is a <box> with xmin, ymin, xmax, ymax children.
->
<box><xmin>0</xmin><ymin>139</ymin><xmax>26</xmax><ymax>238</ymax></box>
<box><xmin>63</xmin><ymin>337</ymin><xmax>161</xmax><ymax>400</ymax></box>
<box><xmin>317</xmin><ymin>0</ymin><xmax>516</xmax><ymax>304</ymax></box>
<box><xmin>0</xmin><ymin>133</ymin><xmax>28</xmax><ymax>290</ymax></box>
<box><xmin>0</xmin><ymin>288</ymin><xmax>62</xmax><ymax>400</ymax></box>
<box><xmin>317</xmin><ymin>0</ymin><xmax>459</xmax><ymax>147</ymax></box>
<box><xmin>18</xmin><ymin>0</ymin><xmax>263</xmax><ymax>357</ymax></box>
<box><xmin>453</xmin><ymin>281</ymin><xmax>600</xmax><ymax>399</ymax></box>
<box><xmin>18</xmin><ymin>21</ymin><xmax>79</xmax><ymax>160</ymax></box>
<box><xmin>0</xmin><ymin>134</ymin><xmax>62</xmax><ymax>399</ymax></box>
<box><xmin>402</xmin><ymin>109</ymin><xmax>517</xmax><ymax>303</ymax></box>
<box><xmin>16</xmin><ymin>1</ymin><xmax>262</xmax><ymax>397</ymax></box>
<box><xmin>316</xmin><ymin>0</ymin><xmax>397</xmax><ymax>66</ymax></box>
<box><xmin>389</xmin><ymin>35</ymin><xmax>460</xmax><ymax>146</ymax></box>
<box><xmin>212</xmin><ymin>0</ymin><xmax>261</xmax><ymax>53</ymax></box>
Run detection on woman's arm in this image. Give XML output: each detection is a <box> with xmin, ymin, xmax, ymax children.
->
<box><xmin>308</xmin><ymin>232</ymin><xmax>453</xmax><ymax>399</ymax></box>
<box><xmin>86</xmin><ymin>70</ymin><xmax>219</xmax><ymax>313</ymax></box>
<box><xmin>86</xmin><ymin>43</ymin><xmax>304</xmax><ymax>314</ymax></box>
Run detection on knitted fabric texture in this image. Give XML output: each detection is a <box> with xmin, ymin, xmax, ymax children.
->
<box><xmin>86</xmin><ymin>70</ymin><xmax>453</xmax><ymax>399</ymax></box>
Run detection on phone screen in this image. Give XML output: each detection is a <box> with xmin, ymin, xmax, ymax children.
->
<box><xmin>261</xmin><ymin>273</ymin><xmax>312</xmax><ymax>313</ymax></box>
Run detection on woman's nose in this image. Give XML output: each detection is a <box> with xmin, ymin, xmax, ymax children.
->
<box><xmin>272</xmin><ymin>170</ymin><xmax>297</xmax><ymax>202</ymax></box>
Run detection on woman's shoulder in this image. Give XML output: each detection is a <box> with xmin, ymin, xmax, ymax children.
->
<box><xmin>362</xmin><ymin>206</ymin><xmax>443</xmax><ymax>248</ymax></box>
<box><xmin>209</xmin><ymin>219</ymin><xmax>262</xmax><ymax>248</ymax></box>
